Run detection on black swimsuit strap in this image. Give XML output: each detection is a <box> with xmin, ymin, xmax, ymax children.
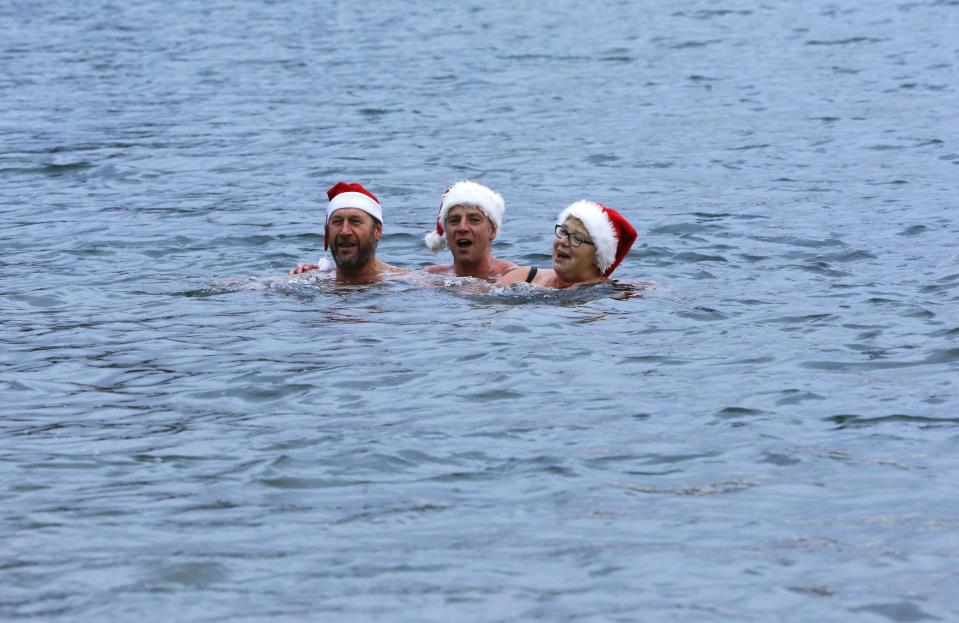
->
<box><xmin>525</xmin><ymin>266</ymin><xmax>538</xmax><ymax>283</ymax></box>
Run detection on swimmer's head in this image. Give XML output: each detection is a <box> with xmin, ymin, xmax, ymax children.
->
<box><xmin>327</xmin><ymin>207</ymin><xmax>381</xmax><ymax>269</ymax></box>
<box><xmin>554</xmin><ymin>201</ymin><xmax>636</xmax><ymax>278</ymax></box>
<box><xmin>325</xmin><ymin>182</ymin><xmax>382</xmax><ymax>251</ymax></box>
<box><xmin>424</xmin><ymin>181</ymin><xmax>505</xmax><ymax>254</ymax></box>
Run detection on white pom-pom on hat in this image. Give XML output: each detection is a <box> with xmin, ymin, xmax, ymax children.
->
<box><xmin>424</xmin><ymin>230</ymin><xmax>445</xmax><ymax>253</ymax></box>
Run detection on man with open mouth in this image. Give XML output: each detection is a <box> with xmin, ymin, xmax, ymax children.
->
<box><xmin>289</xmin><ymin>181</ymin><xmax>403</xmax><ymax>284</ymax></box>
<box><xmin>423</xmin><ymin>180</ymin><xmax>517</xmax><ymax>279</ymax></box>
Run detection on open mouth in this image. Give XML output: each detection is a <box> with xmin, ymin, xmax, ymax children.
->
<box><xmin>455</xmin><ymin>238</ymin><xmax>473</xmax><ymax>249</ymax></box>
<box><xmin>555</xmin><ymin>250</ymin><xmax>571</xmax><ymax>261</ymax></box>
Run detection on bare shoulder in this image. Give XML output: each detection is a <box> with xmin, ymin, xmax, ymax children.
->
<box><xmin>381</xmin><ymin>262</ymin><xmax>408</xmax><ymax>275</ymax></box>
<box><xmin>423</xmin><ymin>264</ymin><xmax>453</xmax><ymax>275</ymax></box>
<box><xmin>490</xmin><ymin>257</ymin><xmax>520</xmax><ymax>277</ymax></box>
<box><xmin>532</xmin><ymin>268</ymin><xmax>557</xmax><ymax>287</ymax></box>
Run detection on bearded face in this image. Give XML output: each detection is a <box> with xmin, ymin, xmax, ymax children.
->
<box><xmin>327</xmin><ymin>208</ymin><xmax>381</xmax><ymax>270</ymax></box>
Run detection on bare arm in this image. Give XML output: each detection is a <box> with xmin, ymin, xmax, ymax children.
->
<box><xmin>423</xmin><ymin>264</ymin><xmax>454</xmax><ymax>275</ymax></box>
<box><xmin>489</xmin><ymin>257</ymin><xmax>520</xmax><ymax>277</ymax></box>
<box><xmin>496</xmin><ymin>266</ymin><xmax>531</xmax><ymax>285</ymax></box>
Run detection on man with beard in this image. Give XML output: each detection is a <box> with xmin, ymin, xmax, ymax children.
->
<box><xmin>290</xmin><ymin>182</ymin><xmax>403</xmax><ymax>283</ymax></box>
<box><xmin>423</xmin><ymin>180</ymin><xmax>517</xmax><ymax>279</ymax></box>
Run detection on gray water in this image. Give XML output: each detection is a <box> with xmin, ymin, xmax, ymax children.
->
<box><xmin>2</xmin><ymin>1</ymin><xmax>958</xmax><ymax>621</ymax></box>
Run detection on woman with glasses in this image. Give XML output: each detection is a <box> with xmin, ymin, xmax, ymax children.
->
<box><xmin>497</xmin><ymin>200</ymin><xmax>637</xmax><ymax>288</ymax></box>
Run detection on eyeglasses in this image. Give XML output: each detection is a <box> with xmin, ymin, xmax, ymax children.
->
<box><xmin>555</xmin><ymin>224</ymin><xmax>594</xmax><ymax>247</ymax></box>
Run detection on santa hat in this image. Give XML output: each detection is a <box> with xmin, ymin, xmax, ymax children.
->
<box><xmin>424</xmin><ymin>181</ymin><xmax>505</xmax><ymax>252</ymax></box>
<box><xmin>556</xmin><ymin>200</ymin><xmax>637</xmax><ymax>277</ymax></box>
<box><xmin>324</xmin><ymin>181</ymin><xmax>382</xmax><ymax>251</ymax></box>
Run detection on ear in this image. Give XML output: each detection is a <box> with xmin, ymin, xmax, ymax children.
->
<box><xmin>489</xmin><ymin>225</ymin><xmax>498</xmax><ymax>242</ymax></box>
<box><xmin>373</xmin><ymin>222</ymin><xmax>383</xmax><ymax>242</ymax></box>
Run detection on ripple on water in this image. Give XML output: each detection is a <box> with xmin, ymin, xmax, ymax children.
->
<box><xmin>4</xmin><ymin>0</ymin><xmax>959</xmax><ymax>619</ymax></box>
<box><xmin>620</xmin><ymin>355</ymin><xmax>691</xmax><ymax>365</ymax></box>
<box><xmin>715</xmin><ymin>407</ymin><xmax>766</xmax><ymax>419</ymax></box>
<box><xmin>850</xmin><ymin>601</ymin><xmax>941</xmax><ymax>621</ymax></box>
<box><xmin>826</xmin><ymin>414</ymin><xmax>959</xmax><ymax>429</ymax></box>
<box><xmin>0</xmin><ymin>161</ymin><xmax>95</xmax><ymax>177</ymax></box>
<box><xmin>773</xmin><ymin>390</ymin><xmax>827</xmax><ymax>406</ymax></box>
<box><xmin>794</xmin><ymin>261</ymin><xmax>851</xmax><ymax>277</ymax></box>
<box><xmin>773</xmin><ymin>313</ymin><xmax>838</xmax><ymax>325</ymax></box>
<box><xmin>750</xmin><ymin>235</ymin><xmax>847</xmax><ymax>249</ymax></box>
<box><xmin>806</xmin><ymin>36</ymin><xmax>886</xmax><ymax>46</ymax></box>
<box><xmin>334</xmin><ymin>502</ymin><xmax>451</xmax><ymax>525</ymax></box>
<box><xmin>144</xmin><ymin>561</ymin><xmax>229</xmax><ymax>589</ymax></box>
<box><xmin>612</xmin><ymin>480</ymin><xmax>759</xmax><ymax>496</ymax></box>
<box><xmin>673</xmin><ymin>252</ymin><xmax>728</xmax><ymax>263</ymax></box>
<box><xmin>650</xmin><ymin>222</ymin><xmax>726</xmax><ymax>236</ymax></box>
<box><xmin>676</xmin><ymin>306</ymin><xmax>729</xmax><ymax>321</ymax></box>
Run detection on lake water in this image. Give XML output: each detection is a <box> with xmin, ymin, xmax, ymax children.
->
<box><xmin>2</xmin><ymin>0</ymin><xmax>958</xmax><ymax>621</ymax></box>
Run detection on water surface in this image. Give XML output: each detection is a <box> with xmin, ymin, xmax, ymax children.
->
<box><xmin>2</xmin><ymin>0</ymin><xmax>958</xmax><ymax>621</ymax></box>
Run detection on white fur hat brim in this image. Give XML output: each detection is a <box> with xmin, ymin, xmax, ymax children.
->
<box><xmin>327</xmin><ymin>191</ymin><xmax>382</xmax><ymax>224</ymax></box>
<box><xmin>424</xmin><ymin>231</ymin><xmax>445</xmax><ymax>253</ymax></box>
<box><xmin>440</xmin><ymin>181</ymin><xmax>505</xmax><ymax>230</ymax></box>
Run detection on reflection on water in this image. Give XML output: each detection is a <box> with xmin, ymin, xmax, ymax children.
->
<box><xmin>2</xmin><ymin>0</ymin><xmax>958</xmax><ymax>620</ymax></box>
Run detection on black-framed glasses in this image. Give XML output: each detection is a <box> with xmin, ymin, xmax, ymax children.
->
<box><xmin>555</xmin><ymin>224</ymin><xmax>594</xmax><ymax>247</ymax></box>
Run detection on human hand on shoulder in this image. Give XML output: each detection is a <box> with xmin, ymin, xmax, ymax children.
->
<box><xmin>289</xmin><ymin>263</ymin><xmax>319</xmax><ymax>275</ymax></box>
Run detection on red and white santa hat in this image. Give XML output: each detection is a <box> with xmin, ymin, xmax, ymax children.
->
<box><xmin>424</xmin><ymin>181</ymin><xmax>505</xmax><ymax>252</ymax></box>
<box><xmin>556</xmin><ymin>200</ymin><xmax>637</xmax><ymax>277</ymax></box>
<box><xmin>324</xmin><ymin>181</ymin><xmax>382</xmax><ymax>251</ymax></box>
